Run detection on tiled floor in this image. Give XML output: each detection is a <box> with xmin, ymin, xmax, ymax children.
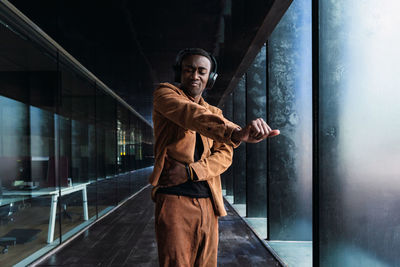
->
<box><xmin>231</xmin><ymin>204</ymin><xmax>246</xmax><ymax>217</ymax></box>
<box><xmin>268</xmin><ymin>241</ymin><xmax>312</xmax><ymax>267</ymax></box>
<box><xmin>223</xmin><ymin>193</ymin><xmax>312</xmax><ymax>267</ymax></box>
<box><xmin>36</xmin><ymin>187</ymin><xmax>281</xmax><ymax>266</ymax></box>
<box><xmin>245</xmin><ymin>218</ymin><xmax>267</xmax><ymax>239</ymax></box>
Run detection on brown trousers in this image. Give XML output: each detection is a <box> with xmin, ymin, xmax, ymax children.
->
<box><xmin>155</xmin><ymin>194</ymin><xmax>219</xmax><ymax>267</ymax></box>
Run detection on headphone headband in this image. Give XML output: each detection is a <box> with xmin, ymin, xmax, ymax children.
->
<box><xmin>173</xmin><ymin>48</ymin><xmax>218</xmax><ymax>89</ymax></box>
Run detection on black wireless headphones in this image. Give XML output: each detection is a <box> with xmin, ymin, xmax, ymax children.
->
<box><xmin>173</xmin><ymin>48</ymin><xmax>218</xmax><ymax>89</ymax></box>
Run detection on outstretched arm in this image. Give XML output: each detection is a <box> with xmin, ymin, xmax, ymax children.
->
<box><xmin>188</xmin><ymin>117</ymin><xmax>281</xmax><ymax>181</ymax></box>
<box><xmin>158</xmin><ymin>118</ymin><xmax>280</xmax><ymax>187</ymax></box>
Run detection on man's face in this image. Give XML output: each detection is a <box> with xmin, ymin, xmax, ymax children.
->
<box><xmin>180</xmin><ymin>54</ymin><xmax>211</xmax><ymax>100</ymax></box>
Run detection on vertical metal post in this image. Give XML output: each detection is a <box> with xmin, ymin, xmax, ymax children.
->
<box><xmin>312</xmin><ymin>0</ymin><xmax>320</xmax><ymax>265</ymax></box>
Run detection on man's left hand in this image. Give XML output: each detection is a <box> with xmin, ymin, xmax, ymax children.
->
<box><xmin>159</xmin><ymin>155</ymin><xmax>188</xmax><ymax>187</ymax></box>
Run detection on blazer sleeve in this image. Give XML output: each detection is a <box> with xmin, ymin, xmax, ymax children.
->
<box><xmin>189</xmin><ymin>141</ymin><xmax>234</xmax><ymax>181</ymax></box>
<box><xmin>153</xmin><ymin>86</ymin><xmax>240</xmax><ymax>147</ymax></box>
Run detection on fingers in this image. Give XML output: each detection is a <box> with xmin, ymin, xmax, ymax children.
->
<box><xmin>266</xmin><ymin>123</ymin><xmax>272</xmax><ymax>132</ymax></box>
<box><xmin>248</xmin><ymin>118</ymin><xmax>280</xmax><ymax>142</ymax></box>
<box><xmin>269</xmin><ymin>129</ymin><xmax>280</xmax><ymax>137</ymax></box>
<box><xmin>251</xmin><ymin>119</ymin><xmax>262</xmax><ymax>137</ymax></box>
<box><xmin>259</xmin><ymin>119</ymin><xmax>270</xmax><ymax>139</ymax></box>
<box><xmin>231</xmin><ymin>118</ymin><xmax>281</xmax><ymax>144</ymax></box>
<box><xmin>251</xmin><ymin>118</ymin><xmax>268</xmax><ymax>139</ymax></box>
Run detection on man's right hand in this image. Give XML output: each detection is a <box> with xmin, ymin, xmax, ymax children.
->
<box><xmin>231</xmin><ymin>118</ymin><xmax>280</xmax><ymax>143</ymax></box>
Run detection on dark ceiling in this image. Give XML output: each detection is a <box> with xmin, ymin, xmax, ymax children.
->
<box><xmin>9</xmin><ymin>0</ymin><xmax>292</xmax><ymax>123</ymax></box>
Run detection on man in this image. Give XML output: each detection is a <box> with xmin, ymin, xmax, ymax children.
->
<box><xmin>149</xmin><ymin>48</ymin><xmax>279</xmax><ymax>267</ymax></box>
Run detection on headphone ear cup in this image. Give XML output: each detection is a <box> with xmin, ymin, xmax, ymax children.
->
<box><xmin>206</xmin><ymin>72</ymin><xmax>218</xmax><ymax>88</ymax></box>
<box><xmin>206</xmin><ymin>54</ymin><xmax>218</xmax><ymax>88</ymax></box>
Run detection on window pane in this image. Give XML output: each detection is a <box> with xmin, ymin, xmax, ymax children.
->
<box><xmin>58</xmin><ymin>53</ymin><xmax>97</xmax><ymax>242</ymax></box>
<box><xmin>0</xmin><ymin>17</ymin><xmax>57</xmax><ymax>265</ymax></box>
<box><xmin>319</xmin><ymin>0</ymin><xmax>400</xmax><ymax>265</ymax></box>
<box><xmin>268</xmin><ymin>0</ymin><xmax>312</xmax><ymax>241</ymax></box>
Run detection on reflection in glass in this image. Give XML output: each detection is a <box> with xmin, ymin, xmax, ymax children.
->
<box><xmin>0</xmin><ymin>96</ymin><xmax>54</xmax><ymax>266</ymax></box>
<box><xmin>0</xmin><ymin>8</ymin><xmax>59</xmax><ymax>262</ymax></box>
<box><xmin>0</xmin><ymin>5</ymin><xmax>153</xmax><ymax>266</ymax></box>
<box><xmin>117</xmin><ymin>106</ymin><xmax>131</xmax><ymax>201</ymax></box>
<box><xmin>30</xmin><ymin>106</ymin><xmax>54</xmax><ymax>189</ymax></box>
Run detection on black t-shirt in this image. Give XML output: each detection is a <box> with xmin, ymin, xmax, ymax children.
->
<box><xmin>157</xmin><ymin>132</ymin><xmax>211</xmax><ymax>198</ymax></box>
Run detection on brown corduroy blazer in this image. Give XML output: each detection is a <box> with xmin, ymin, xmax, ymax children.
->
<box><xmin>149</xmin><ymin>83</ymin><xmax>241</xmax><ymax>216</ymax></box>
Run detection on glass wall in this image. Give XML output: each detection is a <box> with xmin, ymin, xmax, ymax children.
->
<box><xmin>222</xmin><ymin>0</ymin><xmax>400</xmax><ymax>266</ymax></box>
<box><xmin>221</xmin><ymin>92</ymin><xmax>233</xmax><ymax>198</ymax></box>
<box><xmin>222</xmin><ymin>45</ymin><xmax>269</xmax><ymax>240</ymax></box>
<box><xmin>222</xmin><ymin>3</ymin><xmax>312</xmax><ymax>261</ymax></box>
<box><xmin>246</xmin><ymin>45</ymin><xmax>268</xmax><ymax>220</ymax></box>
<box><xmin>267</xmin><ymin>0</ymin><xmax>312</xmax><ymax>265</ymax></box>
<box><xmin>232</xmin><ymin>75</ymin><xmax>246</xmax><ymax>208</ymax></box>
<box><xmin>318</xmin><ymin>0</ymin><xmax>400</xmax><ymax>266</ymax></box>
<box><xmin>0</xmin><ymin>2</ymin><xmax>153</xmax><ymax>266</ymax></box>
